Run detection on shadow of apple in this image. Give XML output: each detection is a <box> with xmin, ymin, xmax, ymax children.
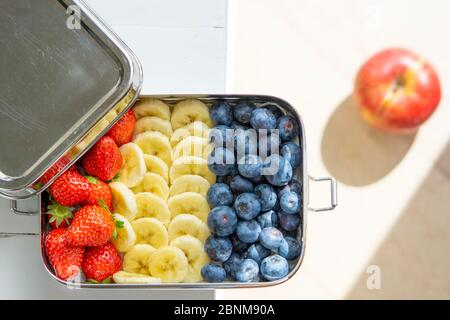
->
<box><xmin>321</xmin><ymin>95</ymin><xmax>416</xmax><ymax>186</ymax></box>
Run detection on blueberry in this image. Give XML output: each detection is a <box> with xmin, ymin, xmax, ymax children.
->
<box><xmin>237</xmin><ymin>154</ymin><xmax>263</xmax><ymax>178</ymax></box>
<box><xmin>250</xmin><ymin>108</ymin><xmax>277</xmax><ymax>130</ymax></box>
<box><xmin>278</xmin><ymin>211</ymin><xmax>300</xmax><ymax>232</ymax></box>
<box><xmin>281</xmin><ymin>229</ymin><xmax>298</xmax><ymax>238</ymax></box>
<box><xmin>273</xmin><ymin>199</ymin><xmax>280</xmax><ymax>211</ymax></box>
<box><xmin>280</xmin><ymin>142</ymin><xmax>301</xmax><ymax>169</ymax></box>
<box><xmin>207</xmin><ymin>183</ymin><xmax>234</xmax><ymax>208</ymax></box>
<box><xmin>264</xmin><ymin>103</ymin><xmax>283</xmax><ymax>119</ymax></box>
<box><xmin>250</xmin><ymin>175</ymin><xmax>266</xmax><ymax>184</ymax></box>
<box><xmin>277</xmin><ymin>115</ymin><xmax>299</xmax><ymax>141</ymax></box>
<box><xmin>230</xmin><ymin>175</ymin><xmax>254</xmax><ymax>194</ymax></box>
<box><xmin>234</xmin><ymin>129</ymin><xmax>257</xmax><ymax>157</ymax></box>
<box><xmin>230</xmin><ymin>121</ymin><xmax>247</xmax><ymax>131</ymax></box>
<box><xmin>259</xmin><ymin>227</ymin><xmax>284</xmax><ymax>250</ymax></box>
<box><xmin>216</xmin><ymin>174</ymin><xmax>235</xmax><ymax>185</ymax></box>
<box><xmin>247</xmin><ymin>243</ymin><xmax>271</xmax><ymax>264</ymax></box>
<box><xmin>235</xmin><ymin>259</ymin><xmax>259</xmax><ymax>282</ymax></box>
<box><xmin>236</xmin><ymin>220</ymin><xmax>261</xmax><ymax>244</ymax></box>
<box><xmin>254</xmin><ymin>184</ymin><xmax>277</xmax><ymax>211</ymax></box>
<box><xmin>234</xmin><ymin>193</ymin><xmax>261</xmax><ymax>221</ymax></box>
<box><xmin>257</xmin><ymin>210</ymin><xmax>278</xmax><ymax>229</ymax></box>
<box><xmin>207</xmin><ymin>206</ymin><xmax>238</xmax><ymax>236</ymax></box>
<box><xmin>263</xmin><ymin>154</ymin><xmax>293</xmax><ymax>186</ymax></box>
<box><xmin>234</xmin><ymin>101</ymin><xmax>255</xmax><ymax>124</ymax></box>
<box><xmin>201</xmin><ymin>263</ymin><xmax>226</xmax><ymax>282</ymax></box>
<box><xmin>260</xmin><ymin>255</ymin><xmax>289</xmax><ymax>281</ymax></box>
<box><xmin>204</xmin><ymin>236</ymin><xmax>233</xmax><ymax>262</ymax></box>
<box><xmin>258</xmin><ymin>131</ymin><xmax>281</xmax><ymax>159</ymax></box>
<box><xmin>229</xmin><ymin>234</ymin><xmax>250</xmax><ymax>253</ymax></box>
<box><xmin>208</xmin><ymin>147</ymin><xmax>235</xmax><ymax>176</ymax></box>
<box><xmin>280</xmin><ymin>191</ymin><xmax>300</xmax><ymax>214</ymax></box>
<box><xmin>211</xmin><ymin>101</ymin><xmax>233</xmax><ymax>126</ymax></box>
<box><xmin>229</xmin><ymin>165</ymin><xmax>239</xmax><ymax>176</ymax></box>
<box><xmin>279</xmin><ymin>179</ymin><xmax>302</xmax><ymax>197</ymax></box>
<box><xmin>210</xmin><ymin>125</ymin><xmax>234</xmax><ymax>148</ymax></box>
<box><xmin>224</xmin><ymin>253</ymin><xmax>244</xmax><ymax>279</ymax></box>
<box><xmin>278</xmin><ymin>237</ymin><xmax>301</xmax><ymax>260</ymax></box>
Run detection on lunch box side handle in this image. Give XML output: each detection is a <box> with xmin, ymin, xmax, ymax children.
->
<box><xmin>307</xmin><ymin>176</ymin><xmax>338</xmax><ymax>212</ymax></box>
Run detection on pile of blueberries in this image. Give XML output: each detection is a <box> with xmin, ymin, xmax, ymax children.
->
<box><xmin>201</xmin><ymin>100</ymin><xmax>303</xmax><ymax>283</ymax></box>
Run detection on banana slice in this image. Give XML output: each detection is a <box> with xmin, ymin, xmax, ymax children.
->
<box><xmin>170</xmin><ymin>235</ymin><xmax>209</xmax><ymax>283</ymax></box>
<box><xmin>170</xmin><ymin>175</ymin><xmax>210</xmax><ymax>197</ymax></box>
<box><xmin>144</xmin><ymin>155</ymin><xmax>169</xmax><ymax>182</ymax></box>
<box><xmin>110</xmin><ymin>182</ymin><xmax>138</xmax><ymax>221</ymax></box>
<box><xmin>135</xmin><ymin>192</ymin><xmax>171</xmax><ymax>224</ymax></box>
<box><xmin>133</xmin><ymin>98</ymin><xmax>171</xmax><ymax>121</ymax></box>
<box><xmin>132</xmin><ymin>173</ymin><xmax>169</xmax><ymax>201</ymax></box>
<box><xmin>134</xmin><ymin>116</ymin><xmax>173</xmax><ymax>138</ymax></box>
<box><xmin>113</xmin><ymin>271</ymin><xmax>162</xmax><ymax>284</ymax></box>
<box><xmin>111</xmin><ymin>213</ymin><xmax>136</xmax><ymax>252</ymax></box>
<box><xmin>85</xmin><ymin>118</ymin><xmax>110</xmax><ymax>144</ymax></box>
<box><xmin>173</xmin><ymin>136</ymin><xmax>213</xmax><ymax>160</ymax></box>
<box><xmin>134</xmin><ymin>131</ymin><xmax>173</xmax><ymax>166</ymax></box>
<box><xmin>118</xmin><ymin>143</ymin><xmax>146</xmax><ymax>188</ymax></box>
<box><xmin>168</xmin><ymin>214</ymin><xmax>210</xmax><ymax>243</ymax></box>
<box><xmin>168</xmin><ymin>192</ymin><xmax>210</xmax><ymax>223</ymax></box>
<box><xmin>170</xmin><ymin>156</ymin><xmax>216</xmax><ymax>184</ymax></box>
<box><xmin>148</xmin><ymin>246</ymin><xmax>189</xmax><ymax>283</ymax></box>
<box><xmin>104</xmin><ymin>109</ymin><xmax>118</xmax><ymax>123</ymax></box>
<box><xmin>171</xmin><ymin>99</ymin><xmax>213</xmax><ymax>130</ymax></box>
<box><xmin>123</xmin><ymin>244</ymin><xmax>156</xmax><ymax>275</ymax></box>
<box><xmin>170</xmin><ymin>121</ymin><xmax>211</xmax><ymax>147</ymax></box>
<box><xmin>132</xmin><ymin>217</ymin><xmax>169</xmax><ymax>248</ymax></box>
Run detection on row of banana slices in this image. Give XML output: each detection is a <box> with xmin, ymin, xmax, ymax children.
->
<box><xmin>109</xmin><ymin>98</ymin><xmax>216</xmax><ymax>284</ymax></box>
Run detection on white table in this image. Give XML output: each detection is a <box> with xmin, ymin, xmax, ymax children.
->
<box><xmin>3</xmin><ymin>0</ymin><xmax>449</xmax><ymax>300</ymax></box>
<box><xmin>0</xmin><ymin>0</ymin><xmax>227</xmax><ymax>300</ymax></box>
<box><xmin>219</xmin><ymin>0</ymin><xmax>450</xmax><ymax>299</ymax></box>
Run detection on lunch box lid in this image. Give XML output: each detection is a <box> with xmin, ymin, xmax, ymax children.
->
<box><xmin>0</xmin><ymin>0</ymin><xmax>143</xmax><ymax>198</ymax></box>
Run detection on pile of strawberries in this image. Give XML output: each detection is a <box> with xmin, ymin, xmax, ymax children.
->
<box><xmin>45</xmin><ymin>110</ymin><xmax>136</xmax><ymax>283</ymax></box>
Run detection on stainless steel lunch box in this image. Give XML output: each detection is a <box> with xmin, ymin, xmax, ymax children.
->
<box><xmin>0</xmin><ymin>1</ymin><xmax>337</xmax><ymax>289</ymax></box>
<box><xmin>41</xmin><ymin>94</ymin><xmax>336</xmax><ymax>288</ymax></box>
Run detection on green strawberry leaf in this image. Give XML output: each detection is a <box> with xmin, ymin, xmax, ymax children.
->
<box><xmin>86</xmin><ymin>278</ymin><xmax>112</xmax><ymax>285</ymax></box>
<box><xmin>107</xmin><ymin>172</ymin><xmax>121</xmax><ymax>183</ymax></box>
<box><xmin>85</xmin><ymin>279</ymin><xmax>99</xmax><ymax>284</ymax></box>
<box><xmin>98</xmin><ymin>199</ymin><xmax>110</xmax><ymax>212</ymax></box>
<box><xmin>34</xmin><ymin>182</ymin><xmax>43</xmax><ymax>191</ymax></box>
<box><xmin>46</xmin><ymin>202</ymin><xmax>73</xmax><ymax>227</ymax></box>
<box><xmin>101</xmin><ymin>278</ymin><xmax>112</xmax><ymax>284</ymax></box>
<box><xmin>115</xmin><ymin>220</ymin><xmax>124</xmax><ymax>229</ymax></box>
<box><xmin>85</xmin><ymin>176</ymin><xmax>98</xmax><ymax>185</ymax></box>
<box><xmin>112</xmin><ymin>217</ymin><xmax>124</xmax><ymax>240</ymax></box>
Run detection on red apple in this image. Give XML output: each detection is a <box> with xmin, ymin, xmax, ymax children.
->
<box><xmin>354</xmin><ymin>48</ymin><xmax>441</xmax><ymax>133</ymax></box>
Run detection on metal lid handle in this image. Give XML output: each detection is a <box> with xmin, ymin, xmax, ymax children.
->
<box><xmin>10</xmin><ymin>199</ymin><xmax>40</xmax><ymax>216</ymax></box>
<box><xmin>308</xmin><ymin>176</ymin><xmax>338</xmax><ymax>212</ymax></box>
<box><xmin>0</xmin><ymin>199</ymin><xmax>40</xmax><ymax>238</ymax></box>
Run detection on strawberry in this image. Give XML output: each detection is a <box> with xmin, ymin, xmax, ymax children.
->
<box><xmin>82</xmin><ymin>176</ymin><xmax>113</xmax><ymax>211</ymax></box>
<box><xmin>106</xmin><ymin>109</ymin><xmax>136</xmax><ymax>146</ymax></box>
<box><xmin>82</xmin><ymin>242</ymin><xmax>122</xmax><ymax>282</ymax></box>
<box><xmin>82</xmin><ymin>136</ymin><xmax>123</xmax><ymax>181</ymax></box>
<box><xmin>46</xmin><ymin>202</ymin><xmax>73</xmax><ymax>229</ymax></box>
<box><xmin>49</xmin><ymin>170</ymin><xmax>91</xmax><ymax>206</ymax></box>
<box><xmin>38</xmin><ymin>156</ymin><xmax>78</xmax><ymax>186</ymax></box>
<box><xmin>45</xmin><ymin>228</ymin><xmax>85</xmax><ymax>281</ymax></box>
<box><xmin>65</xmin><ymin>205</ymin><xmax>115</xmax><ymax>247</ymax></box>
